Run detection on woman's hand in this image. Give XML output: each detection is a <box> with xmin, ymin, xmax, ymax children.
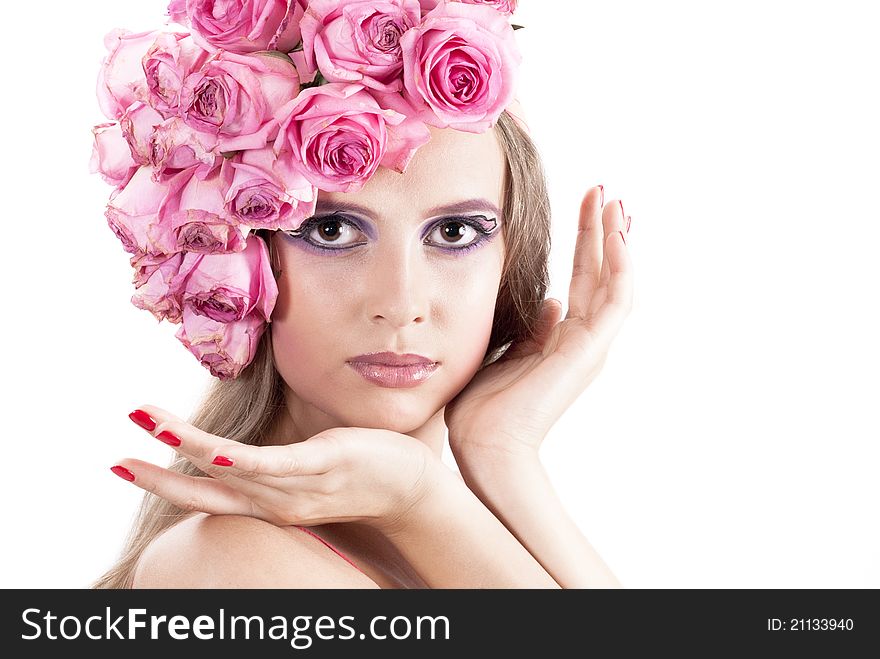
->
<box><xmin>445</xmin><ymin>185</ymin><xmax>633</xmax><ymax>460</ymax></box>
<box><xmin>113</xmin><ymin>405</ymin><xmax>438</xmax><ymax>534</ymax></box>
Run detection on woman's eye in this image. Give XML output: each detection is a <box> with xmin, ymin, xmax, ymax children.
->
<box><xmin>427</xmin><ymin>220</ymin><xmax>480</xmax><ymax>248</ymax></box>
<box><xmin>287</xmin><ymin>214</ymin><xmax>494</xmax><ymax>253</ymax></box>
<box><xmin>306</xmin><ymin>217</ymin><xmax>364</xmax><ymax>247</ymax></box>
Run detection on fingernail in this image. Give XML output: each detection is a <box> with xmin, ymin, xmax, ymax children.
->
<box><xmin>156</xmin><ymin>430</ymin><xmax>181</xmax><ymax>447</ymax></box>
<box><xmin>598</xmin><ymin>184</ymin><xmax>604</xmax><ymax>206</ymax></box>
<box><xmin>129</xmin><ymin>409</ymin><xmax>156</xmax><ymax>432</ymax></box>
<box><xmin>626</xmin><ymin>215</ymin><xmax>631</xmax><ymax>233</ymax></box>
<box><xmin>212</xmin><ymin>456</ymin><xmax>234</xmax><ymax>467</ymax></box>
<box><xmin>619</xmin><ymin>230</ymin><xmax>627</xmax><ymax>245</ymax></box>
<box><xmin>618</xmin><ymin>200</ymin><xmax>625</xmax><ymax>218</ymax></box>
<box><xmin>110</xmin><ymin>465</ymin><xmax>135</xmax><ymax>482</ymax></box>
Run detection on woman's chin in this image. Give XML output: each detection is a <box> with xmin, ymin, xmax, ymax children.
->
<box><xmin>339</xmin><ymin>401</ymin><xmax>438</xmax><ymax>435</ymax></box>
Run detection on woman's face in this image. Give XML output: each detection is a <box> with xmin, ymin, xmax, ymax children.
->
<box><xmin>269</xmin><ymin>125</ymin><xmax>507</xmax><ymax>437</ymax></box>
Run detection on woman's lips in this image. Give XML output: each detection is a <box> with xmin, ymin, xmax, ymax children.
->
<box><xmin>346</xmin><ymin>361</ymin><xmax>439</xmax><ymax>388</ymax></box>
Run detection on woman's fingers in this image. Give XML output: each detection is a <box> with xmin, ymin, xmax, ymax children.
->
<box><xmin>597</xmin><ymin>201</ymin><xmax>626</xmax><ymax>285</ymax></box>
<box><xmin>208</xmin><ymin>440</ymin><xmax>333</xmax><ymax>478</ymax></box>
<box><xmin>127</xmin><ymin>405</ymin><xmax>276</xmax><ymax>490</ymax></box>
<box><xmin>559</xmin><ymin>184</ymin><xmax>633</xmax><ymax>367</ymax></box>
<box><xmin>567</xmin><ymin>185</ymin><xmax>605</xmax><ymax>319</ymax></box>
<box><xmin>132</xmin><ymin>404</ymin><xmax>237</xmax><ymax>455</ymax></box>
<box><xmin>129</xmin><ymin>404</ymin><xmax>334</xmax><ymax>479</ymax></box>
<box><xmin>584</xmin><ymin>226</ymin><xmax>634</xmax><ymax>350</ymax></box>
<box><xmin>110</xmin><ymin>458</ymin><xmax>262</xmax><ymax>518</ymax></box>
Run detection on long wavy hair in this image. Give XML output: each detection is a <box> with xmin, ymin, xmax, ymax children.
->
<box><xmin>93</xmin><ymin>110</ymin><xmax>552</xmax><ymax>588</ymax></box>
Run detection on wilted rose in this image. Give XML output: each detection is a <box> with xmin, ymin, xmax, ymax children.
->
<box><xmin>130</xmin><ymin>252</ymin><xmax>186</xmax><ymax>323</ymax></box>
<box><xmin>119</xmin><ymin>102</ymin><xmax>166</xmax><ymax>166</ymax></box>
<box><xmin>226</xmin><ymin>146</ymin><xmax>317</xmax><ymax>231</ymax></box>
<box><xmin>180</xmin><ymin>50</ymin><xmax>300</xmax><ymax>152</ymax></box>
<box><xmin>149</xmin><ymin>117</ymin><xmax>219</xmax><ymax>182</ymax></box>
<box><xmin>105</xmin><ymin>166</ymin><xmax>171</xmax><ymax>255</ymax></box>
<box><xmin>89</xmin><ymin>122</ymin><xmax>138</xmax><ymax>188</ymax></box>
<box><xmin>175</xmin><ymin>308</ymin><xmax>269</xmax><ymax>379</ymax></box>
<box><xmin>96</xmin><ymin>29</ymin><xmax>160</xmax><ymax>120</ymax></box>
<box><xmin>174</xmin><ymin>236</ymin><xmax>276</xmax><ymax>323</ymax></box>
<box><xmin>156</xmin><ymin>162</ymin><xmax>249</xmax><ymax>254</ymax></box>
<box><xmin>173</xmin><ymin>234</ymin><xmax>278</xmax><ymax>379</ymax></box>
<box><xmin>144</xmin><ymin>32</ymin><xmax>211</xmax><ymax>117</ymax></box>
<box><xmin>106</xmin><ymin>163</ymin><xmax>246</xmax><ymax>256</ymax></box>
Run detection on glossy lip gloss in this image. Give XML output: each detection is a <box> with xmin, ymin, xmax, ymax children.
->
<box><xmin>346</xmin><ymin>361</ymin><xmax>439</xmax><ymax>388</ymax></box>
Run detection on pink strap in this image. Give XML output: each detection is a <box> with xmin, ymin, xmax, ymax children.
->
<box><xmin>294</xmin><ymin>526</ymin><xmax>364</xmax><ymax>574</ymax></box>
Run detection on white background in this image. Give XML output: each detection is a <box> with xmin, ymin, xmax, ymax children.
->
<box><xmin>1</xmin><ymin>1</ymin><xmax>877</xmax><ymax>588</ymax></box>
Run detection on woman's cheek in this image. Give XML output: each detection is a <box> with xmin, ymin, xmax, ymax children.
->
<box><xmin>442</xmin><ymin>255</ymin><xmax>504</xmax><ymax>372</ymax></box>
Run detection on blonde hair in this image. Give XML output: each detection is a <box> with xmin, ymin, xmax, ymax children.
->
<box><xmin>93</xmin><ymin>110</ymin><xmax>552</xmax><ymax>588</ymax></box>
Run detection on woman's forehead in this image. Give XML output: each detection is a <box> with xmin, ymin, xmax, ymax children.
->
<box><xmin>318</xmin><ymin>126</ymin><xmax>506</xmax><ymax>220</ymax></box>
<box><xmin>312</xmin><ymin>197</ymin><xmax>503</xmax><ymax>221</ymax></box>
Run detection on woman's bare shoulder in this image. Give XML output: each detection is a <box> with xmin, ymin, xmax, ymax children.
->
<box><xmin>132</xmin><ymin>513</ymin><xmax>379</xmax><ymax>589</ymax></box>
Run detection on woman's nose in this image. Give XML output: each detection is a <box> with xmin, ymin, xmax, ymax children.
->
<box><xmin>365</xmin><ymin>248</ymin><xmax>430</xmax><ymax>328</ymax></box>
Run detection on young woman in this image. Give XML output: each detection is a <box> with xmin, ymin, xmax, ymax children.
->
<box><xmin>94</xmin><ymin>108</ymin><xmax>633</xmax><ymax>589</ymax></box>
<box><xmin>91</xmin><ymin>0</ymin><xmax>633</xmax><ymax>589</ymax></box>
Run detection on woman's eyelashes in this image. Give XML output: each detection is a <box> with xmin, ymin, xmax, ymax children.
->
<box><xmin>283</xmin><ymin>213</ymin><xmax>500</xmax><ymax>256</ymax></box>
<box><xmin>285</xmin><ymin>213</ymin><xmax>366</xmax><ymax>252</ymax></box>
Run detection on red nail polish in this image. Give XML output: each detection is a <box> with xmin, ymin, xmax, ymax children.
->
<box><xmin>212</xmin><ymin>456</ymin><xmax>234</xmax><ymax>467</ymax></box>
<box><xmin>156</xmin><ymin>430</ymin><xmax>181</xmax><ymax>447</ymax></box>
<box><xmin>626</xmin><ymin>216</ymin><xmax>631</xmax><ymax>233</ymax></box>
<box><xmin>129</xmin><ymin>409</ymin><xmax>156</xmax><ymax>432</ymax></box>
<box><xmin>618</xmin><ymin>200</ymin><xmax>625</xmax><ymax>217</ymax></box>
<box><xmin>619</xmin><ymin>230</ymin><xmax>627</xmax><ymax>245</ymax></box>
<box><xmin>111</xmin><ymin>465</ymin><xmax>135</xmax><ymax>482</ymax></box>
<box><xmin>598</xmin><ymin>184</ymin><xmax>604</xmax><ymax>206</ymax></box>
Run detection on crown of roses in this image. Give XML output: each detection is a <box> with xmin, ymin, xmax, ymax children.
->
<box><xmin>90</xmin><ymin>0</ymin><xmax>522</xmax><ymax>380</ymax></box>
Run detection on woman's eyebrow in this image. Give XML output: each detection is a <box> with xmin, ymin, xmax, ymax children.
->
<box><xmin>425</xmin><ymin>199</ymin><xmax>503</xmax><ymax>218</ymax></box>
<box><xmin>313</xmin><ymin>198</ymin><xmax>502</xmax><ymax>219</ymax></box>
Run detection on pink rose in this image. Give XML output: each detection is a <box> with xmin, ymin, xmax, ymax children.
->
<box><xmin>144</xmin><ymin>32</ymin><xmax>210</xmax><ymax>118</ymax></box>
<box><xmin>273</xmin><ymin>82</ymin><xmax>429</xmax><ymax>192</ymax></box>
<box><xmin>131</xmin><ymin>250</ymin><xmax>180</xmax><ymax>287</ymax></box>
<box><xmin>300</xmin><ymin>0</ymin><xmax>422</xmax><ymax>92</ymax></box>
<box><xmin>226</xmin><ymin>146</ymin><xmax>317</xmax><ymax>231</ymax></box>
<box><xmin>174</xmin><ymin>0</ymin><xmax>305</xmax><ymax>54</ymax></box>
<box><xmin>105</xmin><ymin>166</ymin><xmax>171</xmax><ymax>255</ymax></box>
<box><xmin>130</xmin><ymin>252</ymin><xmax>186</xmax><ymax>323</ymax></box>
<box><xmin>106</xmin><ymin>164</ymin><xmax>246</xmax><ymax>256</ymax></box>
<box><xmin>96</xmin><ymin>29</ymin><xmax>160</xmax><ymax>120</ymax></box>
<box><xmin>149</xmin><ymin>117</ymin><xmax>219</xmax><ymax>182</ymax></box>
<box><xmin>176</xmin><ymin>308</ymin><xmax>268</xmax><ymax>379</ymax></box>
<box><xmin>180</xmin><ymin>50</ymin><xmax>300</xmax><ymax>152</ymax></box>
<box><xmin>289</xmin><ymin>49</ymin><xmax>319</xmax><ymax>86</ymax></box>
<box><xmin>173</xmin><ymin>235</ymin><xmax>278</xmax><ymax>379</ymax></box>
<box><xmin>119</xmin><ymin>102</ymin><xmax>166</xmax><ymax>166</ymax></box>
<box><xmin>400</xmin><ymin>1</ymin><xmax>520</xmax><ymax>132</ymax></box>
<box><xmin>419</xmin><ymin>0</ymin><xmax>518</xmax><ymax>16</ymax></box>
<box><xmin>166</xmin><ymin>0</ymin><xmax>188</xmax><ymax>26</ymax></box>
<box><xmin>89</xmin><ymin>122</ymin><xmax>138</xmax><ymax>188</ymax></box>
<box><xmin>175</xmin><ymin>236</ymin><xmax>276</xmax><ymax>323</ymax></box>
<box><xmin>156</xmin><ymin>163</ymin><xmax>249</xmax><ymax>254</ymax></box>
